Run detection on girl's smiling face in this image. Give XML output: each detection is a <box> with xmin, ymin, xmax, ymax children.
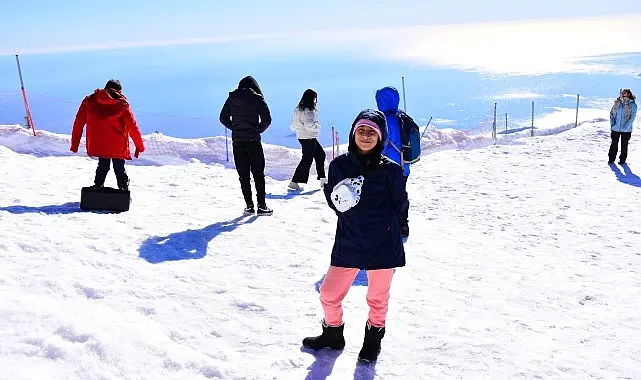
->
<box><xmin>354</xmin><ymin>125</ymin><xmax>380</xmax><ymax>153</ymax></box>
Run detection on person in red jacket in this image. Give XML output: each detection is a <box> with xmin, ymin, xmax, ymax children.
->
<box><xmin>70</xmin><ymin>79</ymin><xmax>144</xmax><ymax>191</ymax></box>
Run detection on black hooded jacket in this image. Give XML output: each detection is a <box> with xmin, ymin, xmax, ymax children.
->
<box><xmin>219</xmin><ymin>76</ymin><xmax>272</xmax><ymax>142</ymax></box>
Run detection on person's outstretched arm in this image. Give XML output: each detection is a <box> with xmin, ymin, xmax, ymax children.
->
<box><xmin>70</xmin><ymin>98</ymin><xmax>88</xmax><ymax>152</ymax></box>
<box><xmin>125</xmin><ymin>107</ymin><xmax>144</xmax><ymax>157</ymax></box>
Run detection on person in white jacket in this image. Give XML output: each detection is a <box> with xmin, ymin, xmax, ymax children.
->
<box><xmin>289</xmin><ymin>89</ymin><xmax>327</xmax><ymax>190</ymax></box>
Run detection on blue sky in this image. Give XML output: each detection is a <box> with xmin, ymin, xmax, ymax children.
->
<box><xmin>1</xmin><ymin>0</ymin><xmax>640</xmax><ymax>54</ymax></box>
<box><xmin>0</xmin><ymin>1</ymin><xmax>639</xmax><ymax>146</ymax></box>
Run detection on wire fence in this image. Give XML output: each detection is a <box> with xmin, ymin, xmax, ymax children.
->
<box><xmin>1</xmin><ymin>88</ymin><xmax>609</xmax><ymax>180</ymax></box>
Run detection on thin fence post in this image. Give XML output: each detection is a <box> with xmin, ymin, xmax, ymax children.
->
<box><xmin>420</xmin><ymin>116</ymin><xmax>433</xmax><ymax>138</ymax></box>
<box><xmin>531</xmin><ymin>101</ymin><xmax>535</xmax><ymax>137</ymax></box>
<box><xmin>331</xmin><ymin>126</ymin><xmax>335</xmax><ymax>160</ymax></box>
<box><xmin>15</xmin><ymin>54</ymin><xmax>36</xmax><ymax>136</ymax></box>
<box><xmin>225</xmin><ymin>127</ymin><xmax>229</xmax><ymax>162</ymax></box>
<box><xmin>492</xmin><ymin>103</ymin><xmax>497</xmax><ymax>142</ymax></box>
<box><xmin>575</xmin><ymin>94</ymin><xmax>580</xmax><ymax>128</ymax></box>
<box><xmin>505</xmin><ymin>112</ymin><xmax>508</xmax><ymax>132</ymax></box>
<box><xmin>401</xmin><ymin>76</ymin><xmax>407</xmax><ymax>113</ymax></box>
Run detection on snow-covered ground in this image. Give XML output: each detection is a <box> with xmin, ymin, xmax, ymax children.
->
<box><xmin>1</xmin><ymin>115</ymin><xmax>640</xmax><ymax>379</ymax></box>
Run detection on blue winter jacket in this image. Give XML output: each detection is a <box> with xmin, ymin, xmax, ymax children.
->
<box><xmin>375</xmin><ymin>86</ymin><xmax>410</xmax><ymax>176</ymax></box>
<box><xmin>323</xmin><ymin>109</ymin><xmax>406</xmax><ymax>270</ymax></box>
<box><xmin>611</xmin><ymin>99</ymin><xmax>637</xmax><ymax>133</ymax></box>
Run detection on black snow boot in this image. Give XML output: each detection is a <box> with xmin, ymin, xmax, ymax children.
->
<box><xmin>302</xmin><ymin>320</ymin><xmax>345</xmax><ymax>350</ymax></box>
<box><xmin>357</xmin><ymin>322</ymin><xmax>385</xmax><ymax>363</ymax></box>
<box><xmin>400</xmin><ymin>222</ymin><xmax>409</xmax><ymax>238</ymax></box>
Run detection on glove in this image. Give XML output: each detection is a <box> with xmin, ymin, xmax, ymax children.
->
<box><xmin>330</xmin><ymin>175</ymin><xmax>364</xmax><ymax>213</ymax></box>
<box><xmin>134</xmin><ymin>148</ymin><xmax>143</xmax><ymax>158</ymax></box>
<box><xmin>70</xmin><ymin>146</ymin><xmax>78</xmax><ymax>153</ymax></box>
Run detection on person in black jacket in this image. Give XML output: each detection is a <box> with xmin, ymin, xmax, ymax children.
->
<box><xmin>220</xmin><ymin>76</ymin><xmax>273</xmax><ymax>215</ymax></box>
<box><xmin>302</xmin><ymin>109</ymin><xmax>407</xmax><ymax>363</ymax></box>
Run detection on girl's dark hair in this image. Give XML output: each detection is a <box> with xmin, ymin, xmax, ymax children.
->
<box><xmin>297</xmin><ymin>89</ymin><xmax>317</xmax><ymax>111</ymax></box>
<box><xmin>622</xmin><ymin>88</ymin><xmax>636</xmax><ymax>100</ymax></box>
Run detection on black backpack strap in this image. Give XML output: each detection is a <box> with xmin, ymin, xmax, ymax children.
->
<box><xmin>399</xmin><ymin>112</ymin><xmax>407</xmax><ymax>144</ymax></box>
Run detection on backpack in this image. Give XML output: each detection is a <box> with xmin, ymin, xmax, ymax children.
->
<box><xmin>395</xmin><ymin>111</ymin><xmax>421</xmax><ymax>164</ymax></box>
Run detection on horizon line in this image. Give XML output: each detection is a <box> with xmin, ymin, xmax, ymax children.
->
<box><xmin>2</xmin><ymin>13</ymin><xmax>637</xmax><ymax>56</ymax></box>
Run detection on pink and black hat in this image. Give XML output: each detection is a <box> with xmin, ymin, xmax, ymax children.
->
<box><xmin>348</xmin><ymin>109</ymin><xmax>388</xmax><ymax>154</ymax></box>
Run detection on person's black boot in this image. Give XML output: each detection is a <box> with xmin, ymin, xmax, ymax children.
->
<box><xmin>302</xmin><ymin>320</ymin><xmax>345</xmax><ymax>350</ymax></box>
<box><xmin>400</xmin><ymin>222</ymin><xmax>409</xmax><ymax>238</ymax></box>
<box><xmin>357</xmin><ymin>322</ymin><xmax>385</xmax><ymax>363</ymax></box>
<box><xmin>93</xmin><ymin>177</ymin><xmax>106</xmax><ymax>189</ymax></box>
<box><xmin>118</xmin><ymin>179</ymin><xmax>130</xmax><ymax>191</ymax></box>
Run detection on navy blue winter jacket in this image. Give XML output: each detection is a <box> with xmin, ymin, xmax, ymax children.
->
<box><xmin>323</xmin><ymin>109</ymin><xmax>407</xmax><ymax>270</ymax></box>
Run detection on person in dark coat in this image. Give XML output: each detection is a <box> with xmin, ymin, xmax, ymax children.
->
<box><xmin>220</xmin><ymin>76</ymin><xmax>273</xmax><ymax>215</ymax></box>
<box><xmin>303</xmin><ymin>109</ymin><xmax>407</xmax><ymax>363</ymax></box>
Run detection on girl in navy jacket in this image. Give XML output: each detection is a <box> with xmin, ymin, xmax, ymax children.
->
<box><xmin>303</xmin><ymin>109</ymin><xmax>407</xmax><ymax>363</ymax></box>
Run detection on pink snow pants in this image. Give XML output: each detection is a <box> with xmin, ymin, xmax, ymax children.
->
<box><xmin>319</xmin><ymin>266</ymin><xmax>394</xmax><ymax>328</ymax></box>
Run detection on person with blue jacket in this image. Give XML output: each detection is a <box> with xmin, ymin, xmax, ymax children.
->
<box><xmin>609</xmin><ymin>88</ymin><xmax>637</xmax><ymax>165</ymax></box>
<box><xmin>302</xmin><ymin>109</ymin><xmax>407</xmax><ymax>363</ymax></box>
<box><xmin>375</xmin><ymin>86</ymin><xmax>411</xmax><ymax>237</ymax></box>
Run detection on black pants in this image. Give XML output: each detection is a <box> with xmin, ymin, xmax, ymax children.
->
<box><xmin>292</xmin><ymin>138</ymin><xmax>326</xmax><ymax>183</ymax></box>
<box><xmin>233</xmin><ymin>140</ymin><xmax>266</xmax><ymax>207</ymax></box>
<box><xmin>95</xmin><ymin>158</ymin><xmax>129</xmax><ymax>190</ymax></box>
<box><xmin>609</xmin><ymin>131</ymin><xmax>632</xmax><ymax>163</ymax></box>
<box><xmin>400</xmin><ymin>175</ymin><xmax>409</xmax><ymax>226</ymax></box>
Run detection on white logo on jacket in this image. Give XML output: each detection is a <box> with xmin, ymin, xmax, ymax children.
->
<box><xmin>330</xmin><ymin>175</ymin><xmax>364</xmax><ymax>212</ymax></box>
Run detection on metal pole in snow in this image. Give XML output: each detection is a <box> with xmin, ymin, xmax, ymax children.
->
<box><xmin>575</xmin><ymin>94</ymin><xmax>580</xmax><ymax>128</ymax></box>
<box><xmin>420</xmin><ymin>116</ymin><xmax>433</xmax><ymax>138</ymax></box>
<box><xmin>225</xmin><ymin>127</ymin><xmax>229</xmax><ymax>162</ymax></box>
<box><xmin>492</xmin><ymin>103</ymin><xmax>497</xmax><ymax>141</ymax></box>
<box><xmin>401</xmin><ymin>76</ymin><xmax>407</xmax><ymax>112</ymax></box>
<box><xmin>531</xmin><ymin>101</ymin><xmax>534</xmax><ymax>137</ymax></box>
<box><xmin>331</xmin><ymin>126</ymin><xmax>335</xmax><ymax>160</ymax></box>
<box><xmin>15</xmin><ymin>54</ymin><xmax>36</xmax><ymax>136</ymax></box>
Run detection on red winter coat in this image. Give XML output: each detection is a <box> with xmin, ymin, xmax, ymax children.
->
<box><xmin>70</xmin><ymin>89</ymin><xmax>144</xmax><ymax>160</ymax></box>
